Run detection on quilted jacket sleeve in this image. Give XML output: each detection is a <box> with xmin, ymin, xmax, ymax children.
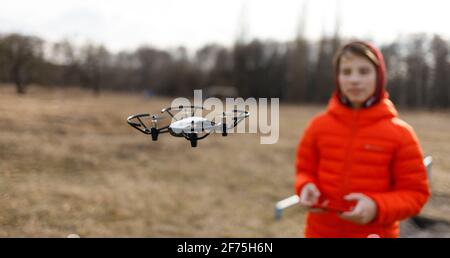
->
<box><xmin>366</xmin><ymin>122</ymin><xmax>431</xmax><ymax>225</ymax></box>
<box><xmin>294</xmin><ymin>119</ymin><xmax>320</xmax><ymax>196</ymax></box>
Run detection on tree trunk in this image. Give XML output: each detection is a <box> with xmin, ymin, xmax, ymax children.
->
<box><xmin>12</xmin><ymin>65</ymin><xmax>26</xmax><ymax>94</ymax></box>
<box><xmin>16</xmin><ymin>81</ymin><xmax>26</xmax><ymax>94</ymax></box>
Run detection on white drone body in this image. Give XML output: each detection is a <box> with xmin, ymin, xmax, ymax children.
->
<box><xmin>169</xmin><ymin>117</ymin><xmax>213</xmax><ymax>134</ymax></box>
<box><xmin>127</xmin><ymin>105</ymin><xmax>249</xmax><ymax>147</ymax></box>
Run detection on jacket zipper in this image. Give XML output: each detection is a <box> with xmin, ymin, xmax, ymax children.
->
<box><xmin>341</xmin><ymin>109</ymin><xmax>359</xmax><ymax>235</ymax></box>
<box><xmin>344</xmin><ymin>110</ymin><xmax>359</xmax><ymax>193</ymax></box>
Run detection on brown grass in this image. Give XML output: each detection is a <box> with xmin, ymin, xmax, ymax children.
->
<box><xmin>1</xmin><ymin>84</ymin><xmax>449</xmax><ymax>237</ymax></box>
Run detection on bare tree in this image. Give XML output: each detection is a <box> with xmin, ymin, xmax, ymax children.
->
<box><xmin>430</xmin><ymin>35</ymin><xmax>450</xmax><ymax>108</ymax></box>
<box><xmin>286</xmin><ymin>0</ymin><xmax>310</xmax><ymax>102</ymax></box>
<box><xmin>0</xmin><ymin>37</ymin><xmax>7</xmax><ymax>82</ymax></box>
<box><xmin>0</xmin><ymin>34</ymin><xmax>43</xmax><ymax>94</ymax></box>
<box><xmin>108</xmin><ymin>51</ymin><xmax>140</xmax><ymax>91</ymax></box>
<box><xmin>52</xmin><ymin>39</ymin><xmax>82</xmax><ymax>87</ymax></box>
<box><xmin>135</xmin><ymin>46</ymin><xmax>174</xmax><ymax>94</ymax></box>
<box><xmin>79</xmin><ymin>43</ymin><xmax>111</xmax><ymax>95</ymax></box>
<box><xmin>196</xmin><ymin>44</ymin><xmax>233</xmax><ymax>88</ymax></box>
<box><xmin>311</xmin><ymin>37</ymin><xmax>336</xmax><ymax>102</ymax></box>
<box><xmin>233</xmin><ymin>40</ymin><xmax>287</xmax><ymax>99</ymax></box>
<box><xmin>381</xmin><ymin>42</ymin><xmax>404</xmax><ymax>105</ymax></box>
<box><xmin>404</xmin><ymin>35</ymin><xmax>430</xmax><ymax>107</ymax></box>
<box><xmin>286</xmin><ymin>39</ymin><xmax>310</xmax><ymax>102</ymax></box>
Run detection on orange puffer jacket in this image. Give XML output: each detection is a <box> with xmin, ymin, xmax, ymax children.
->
<box><xmin>295</xmin><ymin>92</ymin><xmax>430</xmax><ymax>238</ymax></box>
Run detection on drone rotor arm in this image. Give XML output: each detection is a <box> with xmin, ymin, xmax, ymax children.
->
<box><xmin>157</xmin><ymin>126</ymin><xmax>170</xmax><ymax>134</ymax></box>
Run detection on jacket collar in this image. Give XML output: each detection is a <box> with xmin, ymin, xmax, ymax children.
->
<box><xmin>327</xmin><ymin>91</ymin><xmax>397</xmax><ymax>126</ymax></box>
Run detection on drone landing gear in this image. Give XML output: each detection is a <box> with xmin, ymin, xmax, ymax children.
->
<box><xmin>222</xmin><ymin>123</ymin><xmax>227</xmax><ymax>136</ymax></box>
<box><xmin>188</xmin><ymin>133</ymin><xmax>198</xmax><ymax>147</ymax></box>
<box><xmin>151</xmin><ymin>127</ymin><xmax>159</xmax><ymax>141</ymax></box>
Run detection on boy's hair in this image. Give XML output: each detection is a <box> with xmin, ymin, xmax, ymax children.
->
<box><xmin>333</xmin><ymin>42</ymin><xmax>380</xmax><ymax>72</ymax></box>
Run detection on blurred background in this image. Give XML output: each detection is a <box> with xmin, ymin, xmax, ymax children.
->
<box><xmin>0</xmin><ymin>0</ymin><xmax>449</xmax><ymax>237</ymax></box>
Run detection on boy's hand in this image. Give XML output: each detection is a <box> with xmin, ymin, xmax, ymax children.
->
<box><xmin>299</xmin><ymin>183</ymin><xmax>324</xmax><ymax>213</ymax></box>
<box><xmin>338</xmin><ymin>193</ymin><xmax>377</xmax><ymax>224</ymax></box>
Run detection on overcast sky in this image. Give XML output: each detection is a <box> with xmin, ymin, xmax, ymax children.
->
<box><xmin>1</xmin><ymin>0</ymin><xmax>449</xmax><ymax>52</ymax></box>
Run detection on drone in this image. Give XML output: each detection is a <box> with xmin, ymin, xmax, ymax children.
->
<box><xmin>127</xmin><ymin>105</ymin><xmax>249</xmax><ymax>147</ymax></box>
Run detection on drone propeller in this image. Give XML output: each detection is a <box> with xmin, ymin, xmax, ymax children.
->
<box><xmin>127</xmin><ymin>113</ymin><xmax>170</xmax><ymax>141</ymax></box>
<box><xmin>150</xmin><ymin>115</ymin><xmax>167</xmax><ymax>129</ymax></box>
<box><xmin>150</xmin><ymin>115</ymin><xmax>166</xmax><ymax>121</ymax></box>
<box><xmin>225</xmin><ymin>110</ymin><xmax>249</xmax><ymax>118</ymax></box>
<box><xmin>218</xmin><ymin>110</ymin><xmax>249</xmax><ymax>136</ymax></box>
<box><xmin>162</xmin><ymin>105</ymin><xmax>205</xmax><ymax>121</ymax></box>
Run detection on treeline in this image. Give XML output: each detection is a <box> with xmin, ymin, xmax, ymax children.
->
<box><xmin>0</xmin><ymin>32</ymin><xmax>449</xmax><ymax>108</ymax></box>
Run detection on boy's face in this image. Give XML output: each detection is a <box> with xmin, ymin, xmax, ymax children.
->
<box><xmin>338</xmin><ymin>52</ymin><xmax>377</xmax><ymax>108</ymax></box>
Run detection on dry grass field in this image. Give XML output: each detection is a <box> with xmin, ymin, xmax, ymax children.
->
<box><xmin>1</xmin><ymin>84</ymin><xmax>449</xmax><ymax>237</ymax></box>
